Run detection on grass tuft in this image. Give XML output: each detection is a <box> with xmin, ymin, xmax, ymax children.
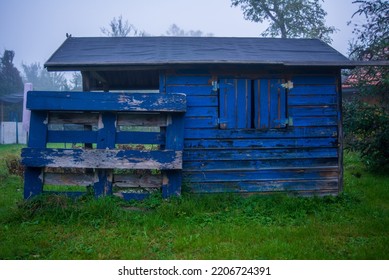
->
<box><xmin>0</xmin><ymin>145</ymin><xmax>388</xmax><ymax>259</ymax></box>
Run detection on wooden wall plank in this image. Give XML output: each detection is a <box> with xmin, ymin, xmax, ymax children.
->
<box><xmin>116</xmin><ymin>131</ymin><xmax>164</xmax><ymax>145</ymax></box>
<box><xmin>183</xmin><ymin>158</ymin><xmax>338</xmax><ymax>171</ymax></box>
<box><xmin>113</xmin><ymin>174</ymin><xmax>162</xmax><ymax>188</ymax></box>
<box><xmin>47</xmin><ymin>131</ymin><xmax>97</xmax><ymax>144</ymax></box>
<box><xmin>184</xmin><ymin>168</ymin><xmax>339</xmax><ymax>182</ymax></box>
<box><xmin>49</xmin><ymin>112</ymin><xmax>99</xmax><ymax>125</ymax></box>
<box><xmin>184</xmin><ymin>117</ymin><xmax>218</xmax><ymax>128</ymax></box>
<box><xmin>166</xmin><ymin>85</ymin><xmax>215</xmax><ymax>96</ymax></box>
<box><xmin>292</xmin><ymin>117</ymin><xmax>338</xmax><ymax>127</ymax></box>
<box><xmin>288</xmin><ymin>95</ymin><xmax>337</xmax><ymax>106</ymax></box>
<box><xmin>183</xmin><ymin>148</ymin><xmax>338</xmax><ymax>161</ymax></box>
<box><xmin>117</xmin><ymin>113</ymin><xmax>167</xmax><ymax>126</ymax></box>
<box><xmin>184</xmin><ymin>127</ymin><xmax>337</xmax><ymax>139</ymax></box>
<box><xmin>288</xmin><ymin>85</ymin><xmax>337</xmax><ymax>95</ymax></box>
<box><xmin>186</xmin><ymin>95</ymin><xmax>218</xmax><ymax>106</ymax></box>
<box><xmin>185</xmin><ymin>107</ymin><xmax>218</xmax><ymax>118</ymax></box>
<box><xmin>288</xmin><ymin>106</ymin><xmax>337</xmax><ymax>117</ymax></box>
<box><xmin>189</xmin><ymin>180</ymin><xmax>339</xmax><ymax>193</ymax></box>
<box><xmin>44</xmin><ymin>173</ymin><xmax>94</xmax><ymax>186</ymax></box>
<box><xmin>165</xmin><ymin>75</ymin><xmax>211</xmax><ymax>85</ymax></box>
<box><xmin>184</xmin><ymin>138</ymin><xmax>337</xmax><ymax>149</ymax></box>
<box><xmin>291</xmin><ymin>76</ymin><xmax>337</xmax><ymax>85</ymax></box>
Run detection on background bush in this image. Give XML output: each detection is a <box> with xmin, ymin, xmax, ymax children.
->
<box><xmin>343</xmin><ymin>98</ymin><xmax>389</xmax><ymax>170</ymax></box>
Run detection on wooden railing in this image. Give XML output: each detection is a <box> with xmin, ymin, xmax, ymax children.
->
<box><xmin>22</xmin><ymin>91</ymin><xmax>186</xmax><ymax>200</ymax></box>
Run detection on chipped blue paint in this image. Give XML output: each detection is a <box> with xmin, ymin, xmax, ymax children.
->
<box><xmin>165</xmin><ymin>73</ymin><xmax>342</xmax><ymax>196</ymax></box>
<box><xmin>23</xmin><ymin>70</ymin><xmax>343</xmax><ymax>199</ymax></box>
<box><xmin>22</xmin><ymin>90</ymin><xmax>186</xmax><ymax>200</ymax></box>
<box><xmin>22</xmin><ymin>148</ymin><xmax>182</xmax><ymax>169</ymax></box>
<box><xmin>27</xmin><ymin>91</ymin><xmax>187</xmax><ymax>112</ymax></box>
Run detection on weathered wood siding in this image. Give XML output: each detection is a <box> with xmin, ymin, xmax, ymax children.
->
<box><xmin>22</xmin><ymin>91</ymin><xmax>186</xmax><ymax>200</ymax></box>
<box><xmin>162</xmin><ymin>72</ymin><xmax>341</xmax><ymax>195</ymax></box>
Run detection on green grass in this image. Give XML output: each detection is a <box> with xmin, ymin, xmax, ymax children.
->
<box><xmin>0</xmin><ymin>144</ymin><xmax>388</xmax><ymax>259</ymax></box>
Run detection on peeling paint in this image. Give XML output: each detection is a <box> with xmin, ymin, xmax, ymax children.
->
<box><xmin>98</xmin><ymin>114</ymin><xmax>104</xmax><ymax>129</ymax></box>
<box><xmin>119</xmin><ymin>95</ymin><xmax>144</xmax><ymax>106</ymax></box>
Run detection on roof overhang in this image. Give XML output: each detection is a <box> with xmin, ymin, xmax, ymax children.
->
<box><xmin>45</xmin><ymin>37</ymin><xmax>355</xmax><ymax>71</ymax></box>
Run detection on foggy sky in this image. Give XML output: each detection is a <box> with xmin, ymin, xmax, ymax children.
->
<box><xmin>0</xmin><ymin>0</ymin><xmax>363</xmax><ymax>70</ymax></box>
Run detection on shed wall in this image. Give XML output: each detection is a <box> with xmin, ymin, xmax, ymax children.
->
<box><xmin>162</xmin><ymin>71</ymin><xmax>341</xmax><ymax>195</ymax></box>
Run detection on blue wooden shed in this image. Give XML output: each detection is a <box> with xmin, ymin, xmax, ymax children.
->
<box><xmin>23</xmin><ymin>37</ymin><xmax>352</xmax><ymax>199</ymax></box>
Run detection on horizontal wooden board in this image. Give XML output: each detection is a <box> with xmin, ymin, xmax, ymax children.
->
<box><xmin>117</xmin><ymin>113</ymin><xmax>167</xmax><ymax>126</ymax></box>
<box><xmin>188</xmin><ymin>180</ymin><xmax>339</xmax><ymax>193</ymax></box>
<box><xmin>44</xmin><ymin>172</ymin><xmax>94</xmax><ymax>186</ymax></box>
<box><xmin>184</xmin><ymin>127</ymin><xmax>337</xmax><ymax>139</ymax></box>
<box><xmin>288</xmin><ymin>95</ymin><xmax>337</xmax><ymax>106</ymax></box>
<box><xmin>184</xmin><ymin>168</ymin><xmax>339</xmax><ymax>182</ymax></box>
<box><xmin>22</xmin><ymin>148</ymin><xmax>182</xmax><ymax>170</ymax></box>
<box><xmin>183</xmin><ymin>158</ymin><xmax>338</xmax><ymax>171</ymax></box>
<box><xmin>27</xmin><ymin>91</ymin><xmax>187</xmax><ymax>112</ymax></box>
<box><xmin>165</xmin><ymin>75</ymin><xmax>211</xmax><ymax>85</ymax></box>
<box><xmin>166</xmin><ymin>85</ymin><xmax>216</xmax><ymax>96</ymax></box>
<box><xmin>185</xmin><ymin>106</ymin><xmax>218</xmax><ymax>118</ymax></box>
<box><xmin>186</xmin><ymin>95</ymin><xmax>218</xmax><ymax>107</ymax></box>
<box><xmin>288</xmin><ymin>106</ymin><xmax>337</xmax><ymax>117</ymax></box>
<box><xmin>113</xmin><ymin>174</ymin><xmax>162</xmax><ymax>188</ymax></box>
<box><xmin>288</xmin><ymin>85</ymin><xmax>337</xmax><ymax>95</ymax></box>
<box><xmin>49</xmin><ymin>112</ymin><xmax>99</xmax><ymax>125</ymax></box>
<box><xmin>116</xmin><ymin>131</ymin><xmax>164</xmax><ymax>145</ymax></box>
<box><xmin>184</xmin><ymin>117</ymin><xmax>218</xmax><ymax>128</ymax></box>
<box><xmin>292</xmin><ymin>116</ymin><xmax>338</xmax><ymax>127</ymax></box>
<box><xmin>47</xmin><ymin>131</ymin><xmax>97</xmax><ymax>144</ymax></box>
<box><xmin>184</xmin><ymin>137</ymin><xmax>337</xmax><ymax>149</ymax></box>
<box><xmin>183</xmin><ymin>147</ymin><xmax>338</xmax><ymax>161</ymax></box>
<box><xmin>291</xmin><ymin>76</ymin><xmax>336</xmax><ymax>85</ymax></box>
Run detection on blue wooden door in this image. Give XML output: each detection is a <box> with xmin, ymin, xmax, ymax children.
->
<box><xmin>219</xmin><ymin>78</ymin><xmax>252</xmax><ymax>129</ymax></box>
<box><xmin>219</xmin><ymin>78</ymin><xmax>286</xmax><ymax>130</ymax></box>
<box><xmin>253</xmin><ymin>79</ymin><xmax>287</xmax><ymax>129</ymax></box>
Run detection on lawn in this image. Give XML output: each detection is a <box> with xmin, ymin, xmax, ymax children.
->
<box><xmin>0</xmin><ymin>144</ymin><xmax>388</xmax><ymax>259</ymax></box>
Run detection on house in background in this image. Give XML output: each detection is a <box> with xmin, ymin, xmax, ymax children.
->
<box><xmin>22</xmin><ymin>37</ymin><xmax>353</xmax><ymax>199</ymax></box>
<box><xmin>0</xmin><ymin>92</ymin><xmax>27</xmax><ymax>144</ymax></box>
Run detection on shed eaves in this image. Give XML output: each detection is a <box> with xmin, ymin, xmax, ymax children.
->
<box><xmin>45</xmin><ymin>36</ymin><xmax>352</xmax><ymax>70</ymax></box>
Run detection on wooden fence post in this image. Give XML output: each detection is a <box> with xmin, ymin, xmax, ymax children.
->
<box><xmin>24</xmin><ymin>110</ymin><xmax>47</xmax><ymax>199</ymax></box>
<box><xmin>162</xmin><ymin>113</ymin><xmax>185</xmax><ymax>198</ymax></box>
<box><xmin>94</xmin><ymin>112</ymin><xmax>116</xmax><ymax>197</ymax></box>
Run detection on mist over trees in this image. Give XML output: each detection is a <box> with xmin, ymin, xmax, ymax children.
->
<box><xmin>100</xmin><ymin>15</ymin><xmax>147</xmax><ymax>37</ymax></box>
<box><xmin>231</xmin><ymin>0</ymin><xmax>336</xmax><ymax>43</ymax></box>
<box><xmin>21</xmin><ymin>63</ymin><xmax>82</xmax><ymax>91</ymax></box>
<box><xmin>0</xmin><ymin>50</ymin><xmax>23</xmax><ymax>97</ymax></box>
<box><xmin>165</xmin><ymin>24</ymin><xmax>214</xmax><ymax>37</ymax></box>
<box><xmin>22</xmin><ymin>63</ymin><xmax>68</xmax><ymax>91</ymax></box>
<box><xmin>101</xmin><ymin>16</ymin><xmax>213</xmax><ymax>37</ymax></box>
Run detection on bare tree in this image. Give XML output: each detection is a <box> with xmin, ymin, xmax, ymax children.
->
<box><xmin>165</xmin><ymin>24</ymin><xmax>213</xmax><ymax>37</ymax></box>
<box><xmin>101</xmin><ymin>15</ymin><xmax>147</xmax><ymax>37</ymax></box>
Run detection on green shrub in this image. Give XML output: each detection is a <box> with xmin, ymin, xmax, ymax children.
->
<box><xmin>4</xmin><ymin>154</ymin><xmax>24</xmax><ymax>177</ymax></box>
<box><xmin>343</xmin><ymin>99</ymin><xmax>389</xmax><ymax>170</ymax></box>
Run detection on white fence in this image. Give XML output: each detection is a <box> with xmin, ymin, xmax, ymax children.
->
<box><xmin>0</xmin><ymin>122</ymin><xmax>27</xmax><ymax>144</ymax></box>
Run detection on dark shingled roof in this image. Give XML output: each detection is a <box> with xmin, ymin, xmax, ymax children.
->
<box><xmin>45</xmin><ymin>36</ymin><xmax>352</xmax><ymax>70</ymax></box>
